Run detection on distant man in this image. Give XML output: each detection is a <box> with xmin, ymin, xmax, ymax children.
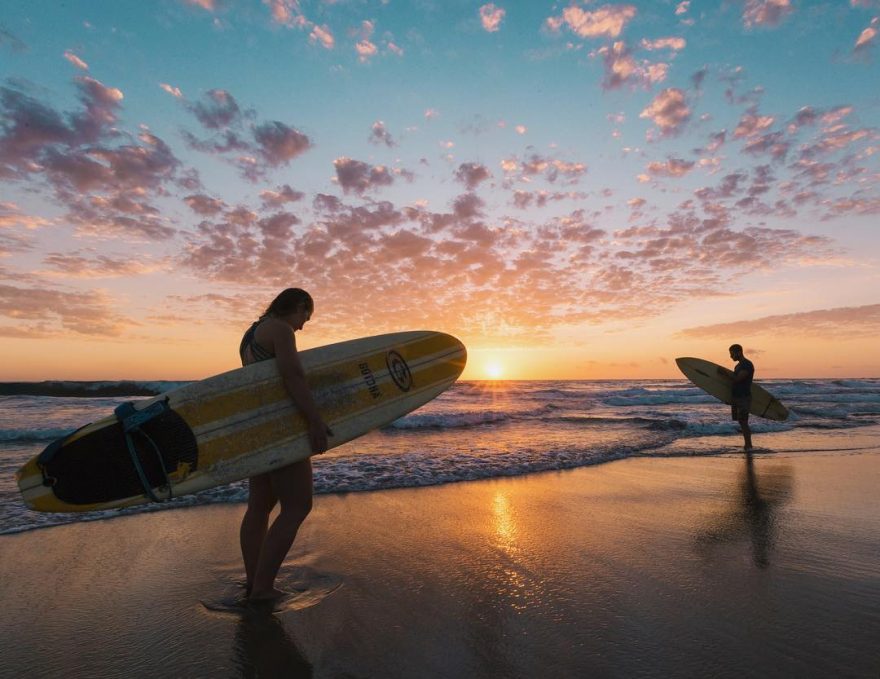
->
<box><xmin>729</xmin><ymin>344</ymin><xmax>754</xmax><ymax>451</ymax></box>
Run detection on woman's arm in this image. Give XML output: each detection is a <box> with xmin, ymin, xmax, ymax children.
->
<box><xmin>263</xmin><ymin>319</ymin><xmax>330</xmax><ymax>453</ymax></box>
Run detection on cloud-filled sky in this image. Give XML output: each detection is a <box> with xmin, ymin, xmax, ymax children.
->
<box><xmin>1</xmin><ymin>0</ymin><xmax>878</xmax><ymax>380</ymax></box>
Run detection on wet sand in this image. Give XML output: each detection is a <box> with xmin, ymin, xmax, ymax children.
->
<box><xmin>1</xmin><ymin>449</ymin><xmax>878</xmax><ymax>678</ymax></box>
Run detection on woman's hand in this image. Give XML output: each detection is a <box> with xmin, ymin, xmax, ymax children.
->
<box><xmin>307</xmin><ymin>418</ymin><xmax>333</xmax><ymax>454</ymax></box>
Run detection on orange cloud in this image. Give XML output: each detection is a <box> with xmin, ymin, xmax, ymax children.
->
<box><xmin>679</xmin><ymin>304</ymin><xmax>880</xmax><ymax>338</ymax></box>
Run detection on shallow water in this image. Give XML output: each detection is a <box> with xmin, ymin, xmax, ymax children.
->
<box><xmin>2</xmin><ymin>377</ymin><xmax>879</xmax><ymax>534</ymax></box>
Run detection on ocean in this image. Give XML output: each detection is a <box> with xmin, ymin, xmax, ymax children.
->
<box><xmin>2</xmin><ymin>378</ymin><xmax>878</xmax><ymax>536</ymax></box>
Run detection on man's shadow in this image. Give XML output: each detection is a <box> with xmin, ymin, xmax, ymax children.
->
<box><xmin>695</xmin><ymin>452</ymin><xmax>793</xmax><ymax>568</ymax></box>
<box><xmin>233</xmin><ymin>608</ymin><xmax>312</xmax><ymax>679</ymax></box>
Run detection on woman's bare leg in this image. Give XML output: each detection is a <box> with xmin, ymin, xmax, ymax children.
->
<box><xmin>249</xmin><ymin>459</ymin><xmax>313</xmax><ymax>600</ymax></box>
<box><xmin>240</xmin><ymin>473</ymin><xmax>277</xmax><ymax>596</ymax></box>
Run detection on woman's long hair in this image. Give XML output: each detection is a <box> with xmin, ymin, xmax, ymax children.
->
<box><xmin>262</xmin><ymin>288</ymin><xmax>314</xmax><ymax>318</ymax></box>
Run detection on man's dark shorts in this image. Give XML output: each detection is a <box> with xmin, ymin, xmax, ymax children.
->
<box><xmin>732</xmin><ymin>396</ymin><xmax>751</xmax><ymax>421</ymax></box>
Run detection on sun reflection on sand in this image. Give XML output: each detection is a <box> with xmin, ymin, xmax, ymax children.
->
<box><xmin>491</xmin><ymin>491</ymin><xmax>531</xmax><ymax>611</ymax></box>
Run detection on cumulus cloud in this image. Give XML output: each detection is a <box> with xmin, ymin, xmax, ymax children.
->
<box><xmin>549</xmin><ymin>4</ymin><xmax>637</xmax><ymax>39</ymax></box>
<box><xmin>679</xmin><ymin>304</ymin><xmax>880</xmax><ymax>338</ymax></box>
<box><xmin>480</xmin><ymin>4</ymin><xmax>506</xmax><ymax>32</ymax></box>
<box><xmin>260</xmin><ymin>184</ymin><xmax>305</xmax><ymax>208</ymax></box>
<box><xmin>310</xmin><ymin>24</ymin><xmax>335</xmax><ymax>49</ymax></box>
<box><xmin>369</xmin><ymin>120</ymin><xmax>396</xmax><ymax>147</ymax></box>
<box><xmin>640</xmin><ymin>37</ymin><xmax>686</xmax><ymax>51</ymax></box>
<box><xmin>334</xmin><ymin>157</ymin><xmax>395</xmax><ymax>194</ymax></box>
<box><xmin>41</xmin><ymin>252</ymin><xmax>167</xmax><ymax>278</ymax></box>
<box><xmin>189</xmin><ymin>89</ymin><xmax>243</xmax><ymax>130</ymax></box>
<box><xmin>501</xmin><ymin>154</ymin><xmax>588</xmax><ymax>184</ymax></box>
<box><xmin>0</xmin><ymin>78</ymin><xmax>184</xmax><ymax>240</ymax></box>
<box><xmin>184</xmin><ymin>194</ymin><xmax>226</xmax><ymax>215</ymax></box>
<box><xmin>0</xmin><ymin>283</ymin><xmax>129</xmax><ymax>337</ymax></box>
<box><xmin>182</xmin><ymin>89</ymin><xmax>311</xmax><ymax>181</ymax></box>
<box><xmin>639</xmin><ymin>88</ymin><xmax>690</xmax><ymax>135</ymax></box>
<box><xmin>596</xmin><ymin>41</ymin><xmax>669</xmax><ymax>90</ymax></box>
<box><xmin>356</xmin><ymin>39</ymin><xmax>378</xmax><ymax>62</ymax></box>
<box><xmin>645</xmin><ymin>157</ymin><xmax>695</xmax><ymax>178</ymax></box>
<box><xmin>253</xmin><ymin>121</ymin><xmax>311</xmax><ymax>165</ymax></box>
<box><xmin>742</xmin><ymin>0</ymin><xmax>793</xmax><ymax>28</ymax></box>
<box><xmin>455</xmin><ymin>162</ymin><xmax>492</xmax><ymax>190</ymax></box>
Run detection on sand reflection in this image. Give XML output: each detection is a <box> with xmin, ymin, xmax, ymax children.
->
<box><xmin>695</xmin><ymin>453</ymin><xmax>793</xmax><ymax>568</ymax></box>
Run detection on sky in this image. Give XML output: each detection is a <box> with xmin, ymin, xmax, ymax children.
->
<box><xmin>1</xmin><ymin>0</ymin><xmax>879</xmax><ymax>381</ymax></box>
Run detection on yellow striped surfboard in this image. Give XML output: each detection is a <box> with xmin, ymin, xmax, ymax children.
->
<box><xmin>17</xmin><ymin>331</ymin><xmax>467</xmax><ymax>512</ymax></box>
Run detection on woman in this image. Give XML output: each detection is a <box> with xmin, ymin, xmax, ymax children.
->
<box><xmin>238</xmin><ymin>288</ymin><xmax>331</xmax><ymax>602</ymax></box>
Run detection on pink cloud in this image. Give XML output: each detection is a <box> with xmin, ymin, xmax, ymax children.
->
<box><xmin>554</xmin><ymin>4</ymin><xmax>637</xmax><ymax>39</ymax></box>
<box><xmin>356</xmin><ymin>40</ymin><xmax>378</xmax><ymax>62</ymax></box>
<box><xmin>182</xmin><ymin>90</ymin><xmax>311</xmax><ymax>180</ymax></box>
<box><xmin>159</xmin><ymin>82</ymin><xmax>183</xmax><ymax>98</ymax></box>
<box><xmin>260</xmin><ymin>184</ymin><xmax>305</xmax><ymax>208</ymax></box>
<box><xmin>596</xmin><ymin>41</ymin><xmax>669</xmax><ymax>89</ymax></box>
<box><xmin>264</xmin><ymin>0</ymin><xmax>307</xmax><ymax>27</ymax></box>
<box><xmin>189</xmin><ymin>89</ymin><xmax>243</xmax><ymax>130</ymax></box>
<box><xmin>42</xmin><ymin>252</ymin><xmax>167</xmax><ymax>278</ymax></box>
<box><xmin>185</xmin><ymin>194</ymin><xmax>226</xmax><ymax>215</ymax></box>
<box><xmin>63</xmin><ymin>50</ymin><xmax>89</xmax><ymax>70</ymax></box>
<box><xmin>645</xmin><ymin>157</ymin><xmax>695</xmax><ymax>178</ymax></box>
<box><xmin>310</xmin><ymin>24</ymin><xmax>335</xmax><ymax>49</ymax></box>
<box><xmin>0</xmin><ymin>202</ymin><xmax>49</xmax><ymax>230</ymax></box>
<box><xmin>0</xmin><ymin>283</ymin><xmax>129</xmax><ymax>337</ymax></box>
<box><xmin>742</xmin><ymin>0</ymin><xmax>793</xmax><ymax>28</ymax></box>
<box><xmin>334</xmin><ymin>157</ymin><xmax>395</xmax><ymax>194</ymax></box>
<box><xmin>369</xmin><ymin>121</ymin><xmax>396</xmax><ymax>147</ymax></box>
<box><xmin>455</xmin><ymin>162</ymin><xmax>492</xmax><ymax>190</ymax></box>
<box><xmin>854</xmin><ymin>21</ymin><xmax>878</xmax><ymax>51</ymax></box>
<box><xmin>639</xmin><ymin>88</ymin><xmax>690</xmax><ymax>135</ymax></box>
<box><xmin>253</xmin><ymin>121</ymin><xmax>311</xmax><ymax>166</ymax></box>
<box><xmin>480</xmin><ymin>4</ymin><xmax>506</xmax><ymax>33</ymax></box>
<box><xmin>501</xmin><ymin>154</ymin><xmax>587</xmax><ymax>184</ymax></box>
<box><xmin>679</xmin><ymin>304</ymin><xmax>880</xmax><ymax>339</ymax></box>
<box><xmin>185</xmin><ymin>0</ymin><xmax>216</xmax><ymax>10</ymax></box>
<box><xmin>734</xmin><ymin>109</ymin><xmax>775</xmax><ymax>138</ymax></box>
<box><xmin>0</xmin><ymin>79</ymin><xmax>186</xmax><ymax>240</ymax></box>
<box><xmin>640</xmin><ymin>37</ymin><xmax>686</xmax><ymax>51</ymax></box>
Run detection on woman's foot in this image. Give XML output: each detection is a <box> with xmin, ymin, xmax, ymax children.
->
<box><xmin>248</xmin><ymin>587</ymin><xmax>286</xmax><ymax>603</ymax></box>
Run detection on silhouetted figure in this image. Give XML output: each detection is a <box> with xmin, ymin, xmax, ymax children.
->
<box><xmin>728</xmin><ymin>343</ymin><xmax>754</xmax><ymax>451</ymax></box>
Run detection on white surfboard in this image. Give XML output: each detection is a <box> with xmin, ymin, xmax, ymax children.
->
<box><xmin>675</xmin><ymin>357</ymin><xmax>788</xmax><ymax>421</ymax></box>
<box><xmin>18</xmin><ymin>331</ymin><xmax>467</xmax><ymax>512</ymax></box>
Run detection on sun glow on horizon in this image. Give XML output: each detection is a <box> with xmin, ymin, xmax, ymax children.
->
<box><xmin>484</xmin><ymin>359</ymin><xmax>505</xmax><ymax>380</ymax></box>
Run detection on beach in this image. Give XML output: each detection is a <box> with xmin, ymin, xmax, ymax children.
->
<box><xmin>2</xmin><ymin>448</ymin><xmax>878</xmax><ymax>679</ymax></box>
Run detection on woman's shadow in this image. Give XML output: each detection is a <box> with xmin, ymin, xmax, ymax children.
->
<box><xmin>233</xmin><ymin>608</ymin><xmax>312</xmax><ymax>679</ymax></box>
<box><xmin>695</xmin><ymin>452</ymin><xmax>793</xmax><ymax>568</ymax></box>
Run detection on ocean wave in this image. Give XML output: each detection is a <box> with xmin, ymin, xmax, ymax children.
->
<box><xmin>384</xmin><ymin>410</ymin><xmax>512</xmax><ymax>430</ymax></box>
<box><xmin>0</xmin><ymin>428</ymin><xmax>75</xmax><ymax>443</ymax></box>
<box><xmin>0</xmin><ymin>380</ymin><xmax>189</xmax><ymax>398</ymax></box>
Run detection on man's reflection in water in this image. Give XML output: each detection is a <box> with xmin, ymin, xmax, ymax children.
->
<box><xmin>233</xmin><ymin>609</ymin><xmax>312</xmax><ymax>679</ymax></box>
<box><xmin>696</xmin><ymin>453</ymin><xmax>793</xmax><ymax>568</ymax></box>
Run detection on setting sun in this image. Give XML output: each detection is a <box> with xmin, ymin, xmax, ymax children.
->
<box><xmin>484</xmin><ymin>360</ymin><xmax>504</xmax><ymax>380</ymax></box>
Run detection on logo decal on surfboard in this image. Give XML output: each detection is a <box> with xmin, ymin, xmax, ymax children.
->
<box><xmin>386</xmin><ymin>350</ymin><xmax>413</xmax><ymax>392</ymax></box>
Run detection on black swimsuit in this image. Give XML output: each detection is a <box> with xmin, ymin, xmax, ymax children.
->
<box><xmin>239</xmin><ymin>318</ymin><xmax>274</xmax><ymax>366</ymax></box>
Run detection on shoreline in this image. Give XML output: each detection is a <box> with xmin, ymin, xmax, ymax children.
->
<box><xmin>2</xmin><ymin>450</ymin><xmax>878</xmax><ymax>678</ymax></box>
